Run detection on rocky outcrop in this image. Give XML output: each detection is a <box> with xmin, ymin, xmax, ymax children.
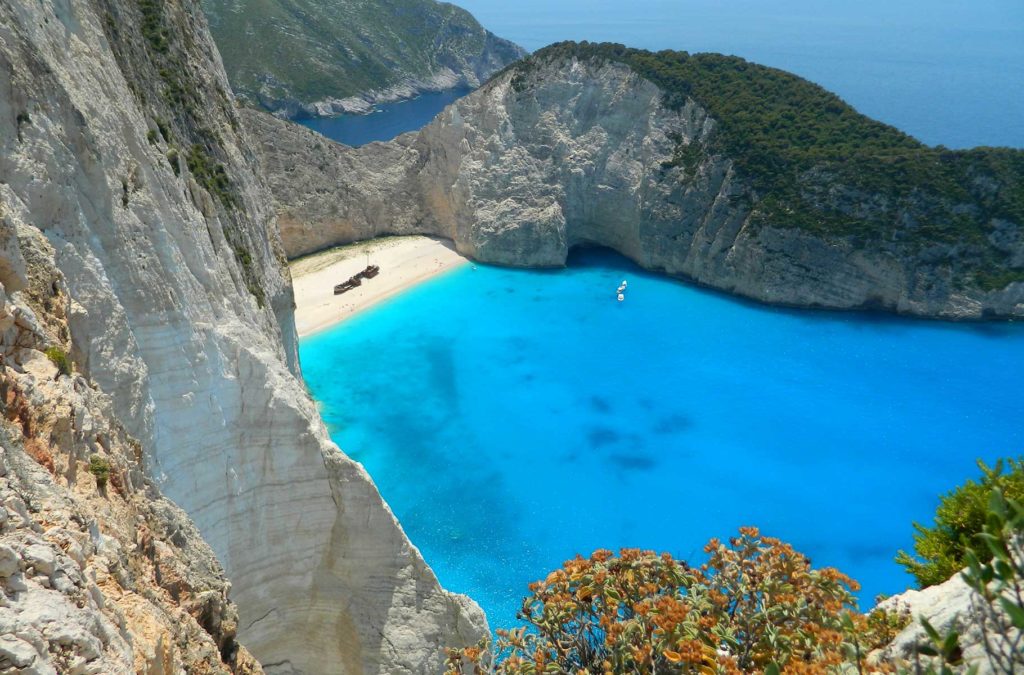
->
<box><xmin>1</xmin><ymin>0</ymin><xmax>484</xmax><ymax>673</ymax></box>
<box><xmin>877</xmin><ymin>570</ymin><xmax>1022</xmax><ymax>674</ymax></box>
<box><xmin>201</xmin><ymin>0</ymin><xmax>526</xmax><ymax>118</ymax></box>
<box><xmin>246</xmin><ymin>51</ymin><xmax>1024</xmax><ymax>319</ymax></box>
<box><xmin>1</xmin><ymin>190</ymin><xmax>263</xmax><ymax>673</ymax></box>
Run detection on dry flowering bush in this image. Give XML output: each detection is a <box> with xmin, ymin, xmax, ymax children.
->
<box><xmin>445</xmin><ymin>528</ymin><xmax>904</xmax><ymax>674</ymax></box>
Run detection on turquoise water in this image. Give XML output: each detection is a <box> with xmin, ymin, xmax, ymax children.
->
<box><xmin>297</xmin><ymin>88</ymin><xmax>471</xmax><ymax>146</ymax></box>
<box><xmin>300</xmin><ymin>249</ymin><xmax>1024</xmax><ymax>628</ymax></box>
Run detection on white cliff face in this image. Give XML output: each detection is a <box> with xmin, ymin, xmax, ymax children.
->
<box><xmin>876</xmin><ymin>570</ymin><xmax>1022</xmax><ymax>674</ymax></box>
<box><xmin>1</xmin><ymin>186</ymin><xmax>264</xmax><ymax>673</ymax></box>
<box><xmin>1</xmin><ymin>0</ymin><xmax>485</xmax><ymax>673</ymax></box>
<box><xmin>247</xmin><ymin>56</ymin><xmax>1024</xmax><ymax>319</ymax></box>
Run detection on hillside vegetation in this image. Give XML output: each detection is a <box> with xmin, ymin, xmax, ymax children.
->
<box><xmin>202</xmin><ymin>0</ymin><xmax>524</xmax><ymax>115</ymax></box>
<box><xmin>509</xmin><ymin>43</ymin><xmax>1024</xmax><ymax>291</ymax></box>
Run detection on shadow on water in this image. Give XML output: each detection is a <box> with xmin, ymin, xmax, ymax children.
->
<box><xmin>587</xmin><ymin>427</ymin><xmax>621</xmax><ymax>448</ymax></box>
<box><xmin>653</xmin><ymin>412</ymin><xmax>692</xmax><ymax>435</ymax></box>
<box><xmin>590</xmin><ymin>395</ymin><xmax>612</xmax><ymax>413</ymax></box>
<box><xmin>609</xmin><ymin>452</ymin><xmax>659</xmax><ymax>472</ymax></box>
<box><xmin>559</xmin><ymin>245</ymin><xmax>1023</xmax><ymax>338</ymax></box>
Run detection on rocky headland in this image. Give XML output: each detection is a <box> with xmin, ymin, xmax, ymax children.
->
<box><xmin>201</xmin><ymin>0</ymin><xmax>526</xmax><ymax>118</ymax></box>
<box><xmin>248</xmin><ymin>42</ymin><xmax>1024</xmax><ymax>320</ymax></box>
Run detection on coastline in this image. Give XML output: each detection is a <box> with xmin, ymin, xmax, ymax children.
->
<box><xmin>290</xmin><ymin>235</ymin><xmax>469</xmax><ymax>338</ymax></box>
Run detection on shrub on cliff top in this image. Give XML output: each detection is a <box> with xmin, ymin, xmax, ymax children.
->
<box><xmin>897</xmin><ymin>458</ymin><xmax>1024</xmax><ymax>588</ymax></box>
<box><xmin>446</xmin><ymin>528</ymin><xmax>903</xmax><ymax>674</ymax></box>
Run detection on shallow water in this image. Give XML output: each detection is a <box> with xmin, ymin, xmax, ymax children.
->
<box><xmin>299</xmin><ymin>249</ymin><xmax>1024</xmax><ymax>629</ymax></box>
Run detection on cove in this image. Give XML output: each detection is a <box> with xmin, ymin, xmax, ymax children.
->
<box><xmin>299</xmin><ymin>248</ymin><xmax>1024</xmax><ymax>629</ymax></box>
<box><xmin>297</xmin><ymin>87</ymin><xmax>472</xmax><ymax>147</ymax></box>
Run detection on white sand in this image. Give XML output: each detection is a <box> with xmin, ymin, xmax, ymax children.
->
<box><xmin>290</xmin><ymin>235</ymin><xmax>468</xmax><ymax>337</ymax></box>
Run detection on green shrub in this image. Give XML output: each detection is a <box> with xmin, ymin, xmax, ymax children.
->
<box><xmin>88</xmin><ymin>454</ymin><xmax>110</xmax><ymax>489</ymax></box>
<box><xmin>147</xmin><ymin>128</ymin><xmax>158</xmax><ymax>145</ymax></box>
<box><xmin>15</xmin><ymin>111</ymin><xmax>31</xmax><ymax>142</ymax></box>
<box><xmin>166</xmin><ymin>147</ymin><xmax>180</xmax><ymax>175</ymax></box>
<box><xmin>155</xmin><ymin>118</ymin><xmax>170</xmax><ymax>143</ymax></box>
<box><xmin>44</xmin><ymin>346</ymin><xmax>72</xmax><ymax>377</ymax></box>
<box><xmin>138</xmin><ymin>0</ymin><xmax>169</xmax><ymax>54</ymax></box>
<box><xmin>911</xmin><ymin>490</ymin><xmax>1024</xmax><ymax>675</ymax></box>
<box><xmin>185</xmin><ymin>143</ymin><xmax>236</xmax><ymax>208</ymax></box>
<box><xmin>896</xmin><ymin>458</ymin><xmax>1024</xmax><ymax>588</ymax></box>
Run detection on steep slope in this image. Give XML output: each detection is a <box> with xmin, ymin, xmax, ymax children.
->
<box><xmin>0</xmin><ymin>220</ymin><xmax>263</xmax><ymax>673</ymax></box>
<box><xmin>201</xmin><ymin>0</ymin><xmax>526</xmax><ymax>117</ymax></box>
<box><xmin>0</xmin><ymin>0</ymin><xmax>484</xmax><ymax>673</ymax></box>
<box><xmin>246</xmin><ymin>42</ymin><xmax>1024</xmax><ymax>319</ymax></box>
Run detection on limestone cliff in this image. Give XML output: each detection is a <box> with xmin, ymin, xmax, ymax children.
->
<box><xmin>1</xmin><ymin>0</ymin><xmax>484</xmax><ymax>673</ymax></box>
<box><xmin>0</xmin><ymin>220</ymin><xmax>263</xmax><ymax>673</ymax></box>
<box><xmin>201</xmin><ymin>0</ymin><xmax>525</xmax><ymax>117</ymax></box>
<box><xmin>247</xmin><ymin>44</ymin><xmax>1024</xmax><ymax>319</ymax></box>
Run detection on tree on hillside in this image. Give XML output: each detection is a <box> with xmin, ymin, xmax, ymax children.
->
<box><xmin>897</xmin><ymin>458</ymin><xmax>1024</xmax><ymax>588</ymax></box>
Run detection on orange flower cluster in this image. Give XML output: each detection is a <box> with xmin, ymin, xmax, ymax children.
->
<box><xmin>445</xmin><ymin>528</ymin><xmax>905</xmax><ymax>675</ymax></box>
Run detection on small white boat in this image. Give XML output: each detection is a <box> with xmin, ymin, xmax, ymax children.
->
<box><xmin>617</xmin><ymin>293</ymin><xmax>625</xmax><ymax>302</ymax></box>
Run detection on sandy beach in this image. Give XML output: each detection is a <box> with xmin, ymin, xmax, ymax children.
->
<box><xmin>290</xmin><ymin>235</ymin><xmax>468</xmax><ymax>337</ymax></box>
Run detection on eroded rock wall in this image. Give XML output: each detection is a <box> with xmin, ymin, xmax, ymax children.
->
<box><xmin>248</xmin><ymin>57</ymin><xmax>1024</xmax><ymax>319</ymax></box>
<box><xmin>0</xmin><ymin>190</ymin><xmax>264</xmax><ymax>674</ymax></box>
<box><xmin>1</xmin><ymin>0</ymin><xmax>484</xmax><ymax>672</ymax></box>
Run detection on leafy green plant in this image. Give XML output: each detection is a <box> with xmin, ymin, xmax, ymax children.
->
<box><xmin>446</xmin><ymin>528</ymin><xmax>902</xmax><ymax>674</ymax></box>
<box><xmin>44</xmin><ymin>346</ymin><xmax>72</xmax><ymax>377</ymax></box>
<box><xmin>166</xmin><ymin>147</ymin><xmax>180</xmax><ymax>175</ymax></box>
<box><xmin>89</xmin><ymin>454</ymin><xmax>111</xmax><ymax>490</ymax></box>
<box><xmin>155</xmin><ymin>118</ymin><xmax>170</xmax><ymax>143</ymax></box>
<box><xmin>15</xmin><ymin>111</ymin><xmax>31</xmax><ymax>142</ymax></box>
<box><xmin>906</xmin><ymin>490</ymin><xmax>1023</xmax><ymax>675</ymax></box>
<box><xmin>897</xmin><ymin>458</ymin><xmax>1024</xmax><ymax>588</ymax></box>
<box><xmin>138</xmin><ymin>0</ymin><xmax>169</xmax><ymax>54</ymax></box>
<box><xmin>911</xmin><ymin>616</ymin><xmax>972</xmax><ymax>675</ymax></box>
<box><xmin>960</xmin><ymin>491</ymin><xmax>1024</xmax><ymax>674</ymax></box>
<box><xmin>185</xmin><ymin>143</ymin><xmax>236</xmax><ymax>208</ymax></box>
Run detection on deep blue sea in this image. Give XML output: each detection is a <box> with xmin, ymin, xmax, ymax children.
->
<box><xmin>297</xmin><ymin>88</ymin><xmax>472</xmax><ymax>146</ymax></box>
<box><xmin>300</xmin><ymin>249</ymin><xmax>1024</xmax><ymax>628</ymax></box>
<box><xmin>302</xmin><ymin>0</ymin><xmax>1023</xmax><ymax>149</ymax></box>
